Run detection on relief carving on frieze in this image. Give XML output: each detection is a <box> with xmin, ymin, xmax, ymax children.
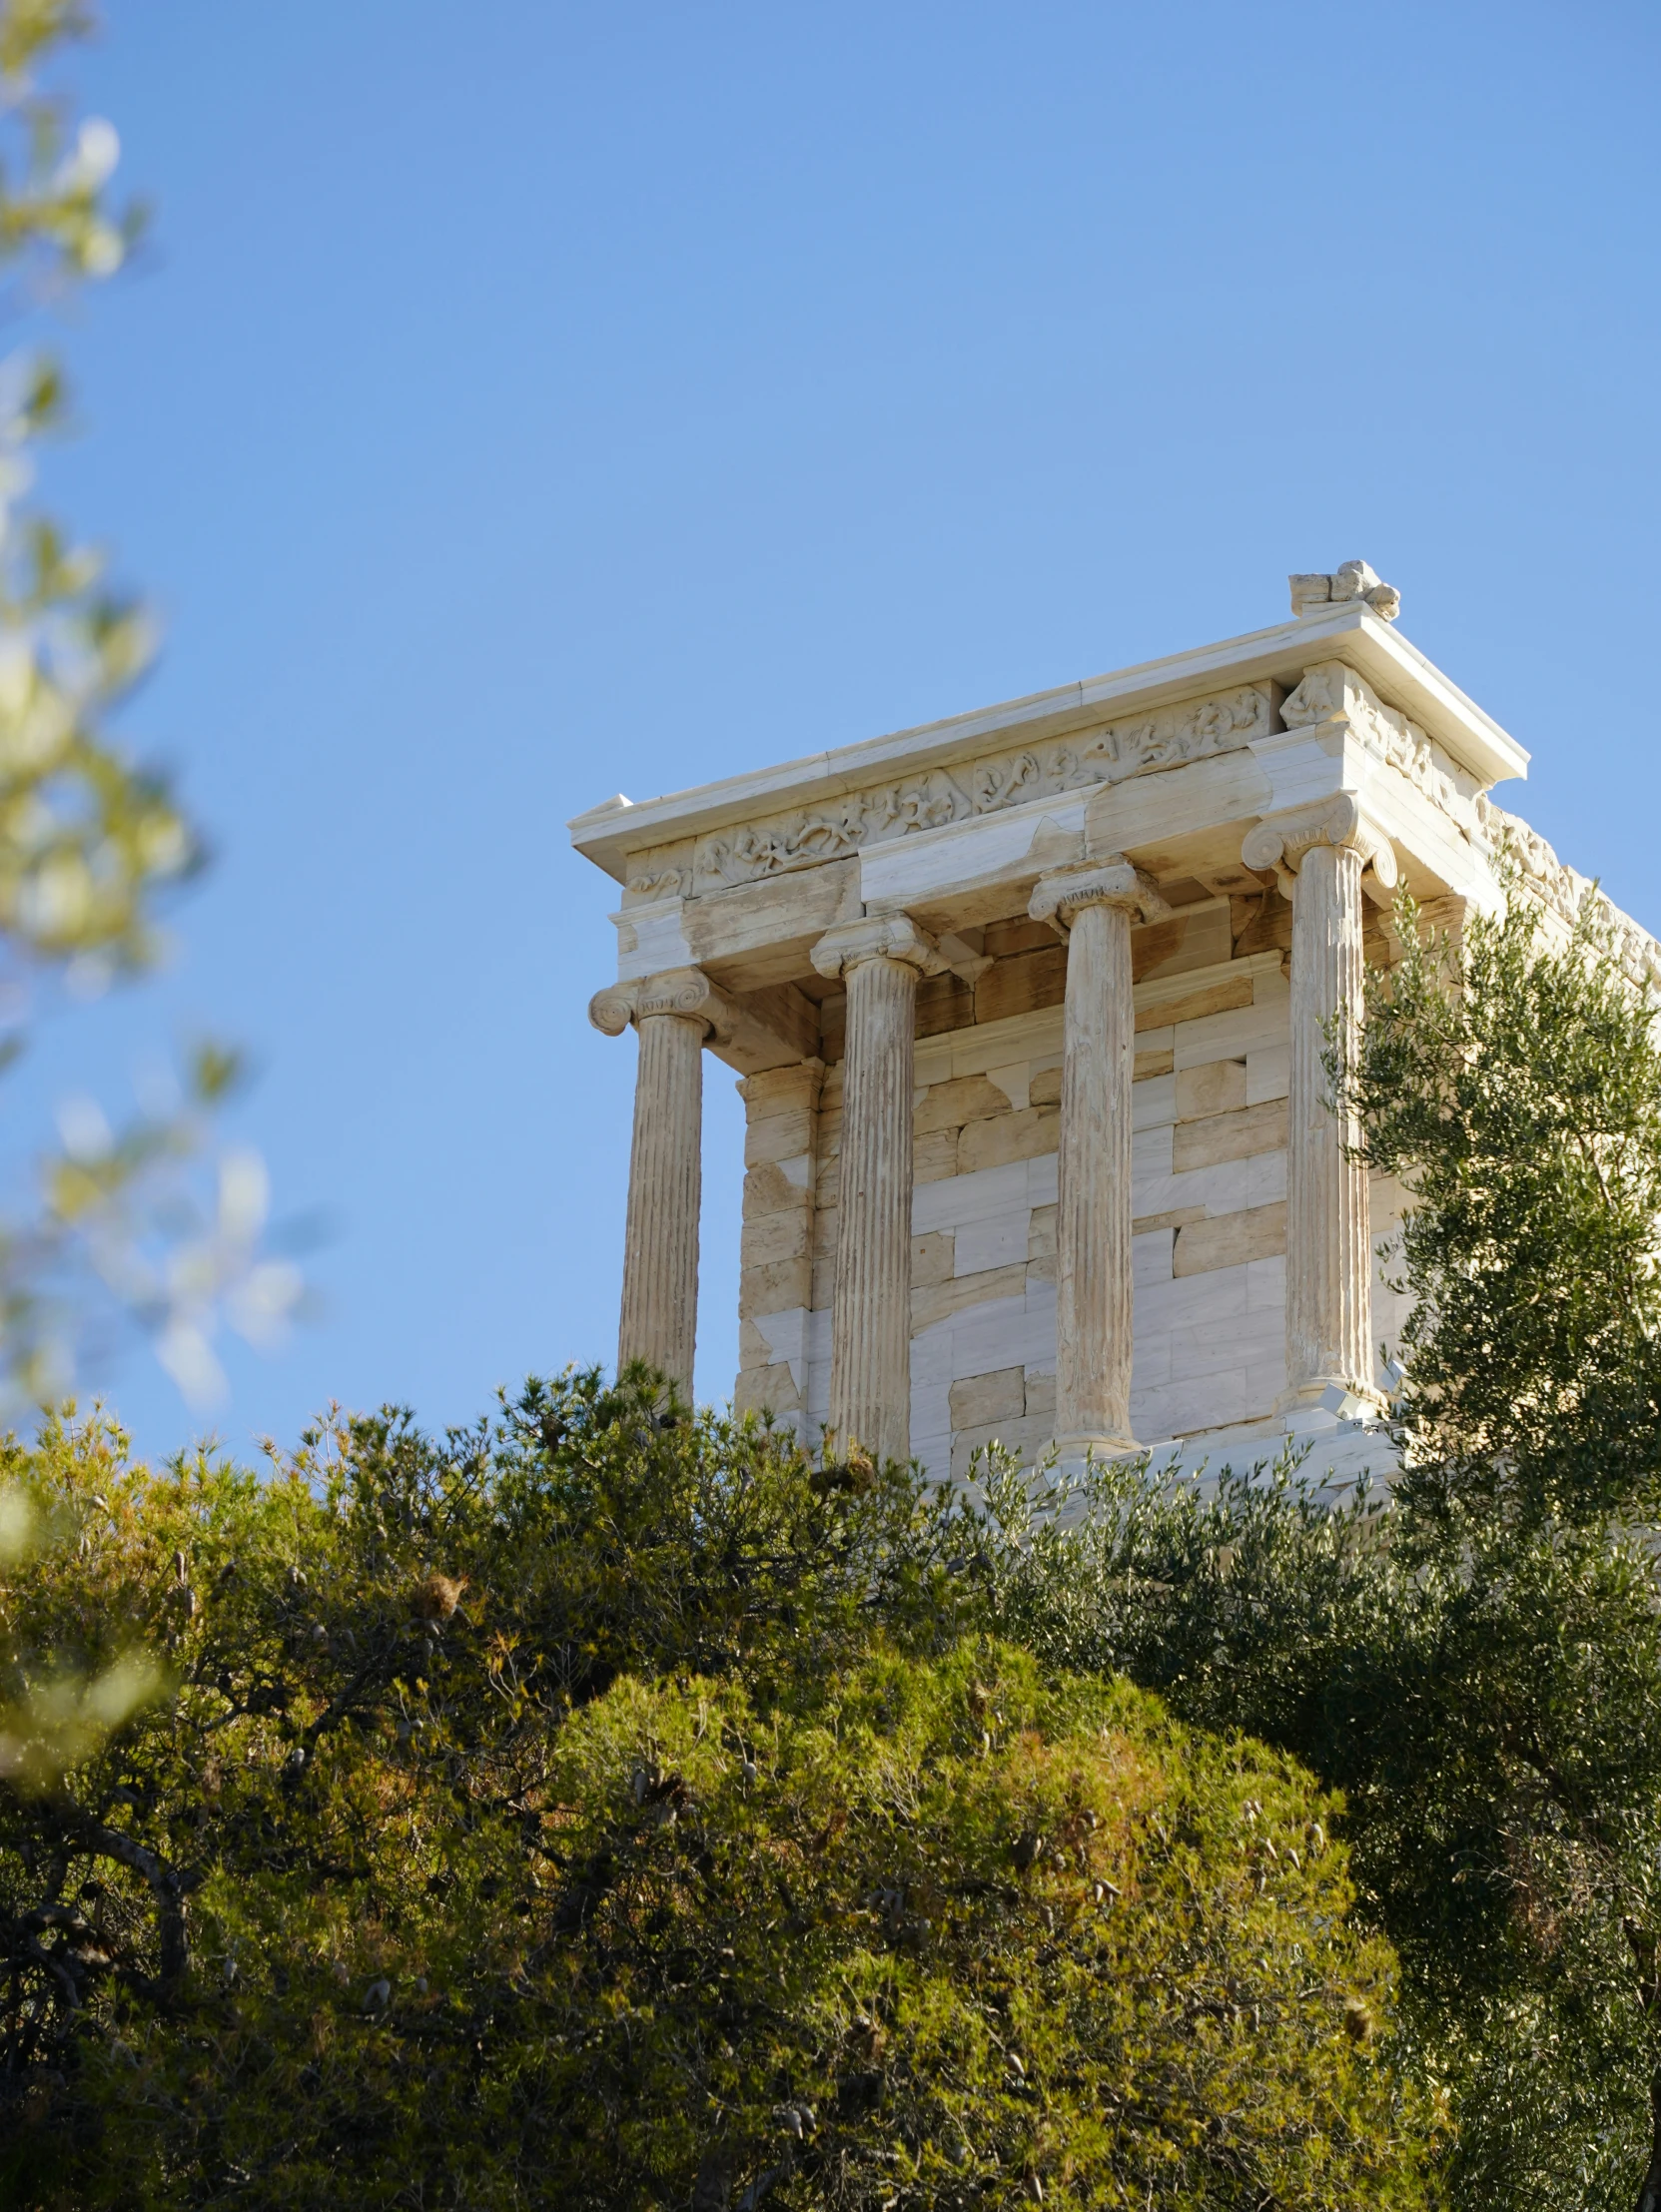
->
<box><xmin>672</xmin><ymin>682</ymin><xmax>1274</xmax><ymax>896</ymax></box>
<box><xmin>1474</xmin><ymin>798</ymin><xmax>1661</xmax><ymax>994</ymax></box>
<box><xmin>1280</xmin><ymin>662</ymin><xmax>1483</xmax><ymax>837</ymax></box>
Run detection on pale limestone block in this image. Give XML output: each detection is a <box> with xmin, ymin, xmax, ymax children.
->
<box><xmin>1133</xmin><ymin>1205</ymin><xmax>1206</xmax><ymax>1237</ymax></box>
<box><xmin>1130</xmin><ymin>1315</ymin><xmax>1175</xmax><ymax>1383</ymax></box>
<box><xmin>914</xmin><ymin>1037</ymin><xmax>955</xmax><ymax>1088</ymax></box>
<box><xmin>1087</xmin><ymin>746</ymin><xmax>1273</xmax><ymax>869</ymax></box>
<box><xmin>612</xmin><ymin>897</ymin><xmax>695</xmax><ymax>982</ymax></box>
<box><xmin>1173</xmin><ymin>1202</ymin><xmax>1286</xmax><ymax>1277</ymax></box>
<box><xmin>915</xmin><ymin>1128</ymin><xmax>960</xmax><ymax>1182</ymax></box>
<box><xmin>1246</xmin><ymin>1255</ymin><xmax>1286</xmax><ymax>1309</ymax></box>
<box><xmin>947</xmin><ymin>1007</ymin><xmax>1064</xmax><ymax>1078</ymax></box>
<box><xmin>734</xmin><ymin>1362</ymin><xmax>804</xmax><ymax>1419</ymax></box>
<box><xmin>815</xmin><ymin>1157</ymin><xmax>841</xmax><ymax>1211</ymax></box>
<box><xmin>750</xmin><ymin>1305</ymin><xmax>810</xmax><ymax>1383</ymax></box>
<box><xmin>952</xmin><ymin>1413</ymin><xmax>1052</xmax><ymax>1482</ymax></box>
<box><xmin>1028</xmin><ymin>1204</ymin><xmax>1056</xmax><ymax>1260</ymax></box>
<box><xmin>1024</xmin><ymin>1368</ymin><xmax>1057</xmax><ymax>1421</ymax></box>
<box><xmin>1171</xmin><ymin>1099</ymin><xmax>1288</xmax><ymax>1174</ymax></box>
<box><xmin>959</xmin><ymin>1106</ymin><xmax>1059</xmax><ymax>1175</ymax></box>
<box><xmin>745</xmin><ymin>1107</ymin><xmax>817</xmax><ymax>1167</ymax></box>
<box><xmin>743</xmin><ymin>1160</ymin><xmax>805</xmax><ymax>1219</ymax></box>
<box><xmin>909</xmin><ymin>1327</ymin><xmax>958</xmax><ymax>1386</ymax></box>
<box><xmin>811</xmin><ymin>1256</ymin><xmax>836</xmax><ymax>1311</ymax></box>
<box><xmin>741</xmin><ymin>1207</ymin><xmax>812</xmax><ymax>1268</ymax></box>
<box><xmin>1133</xmin><ymin>1226</ymin><xmax>1179</xmax><ymax>1284</ymax></box>
<box><xmin>1027</xmin><ymin>1253</ymin><xmax>1055</xmax><ymax>1287</ymax></box>
<box><xmin>1134</xmin><ymin>1261</ymin><xmax>1251</xmax><ymax>1336</ymax></box>
<box><xmin>1137</xmin><ymin>973</ymin><xmax>1252</xmax><ymax>1035</ymax></box>
<box><xmin>1029</xmin><ymin>1063</ymin><xmax>1061</xmax><ymax>1108</ymax></box>
<box><xmin>911</xmin><ymin>1262</ymin><xmax>1029</xmax><ymax>1333</ymax></box>
<box><xmin>858</xmin><ymin>788</ymin><xmax>1089</xmax><ymax>912</ymax></box>
<box><xmin>1135</xmin><ymin>1022</ymin><xmax>1176</xmax><ymax>1053</ymax></box>
<box><xmin>947</xmin><ymin>1284</ymin><xmax>1058</xmax><ymax>1380</ymax></box>
<box><xmin>813</xmin><ymin>1205</ymin><xmax>839</xmax><ymax>1258</ymax></box>
<box><xmin>985</xmin><ymin>1062</ymin><xmax>1031</xmax><ymax>1110</ymax></box>
<box><xmin>1168</xmin><ymin>1303</ymin><xmax>1285</xmax><ymax>1386</ymax></box>
<box><xmin>1132</xmin><ymin>1074</ymin><xmax>1178</xmax><ymax>1132</ymax></box>
<box><xmin>915</xmin><ymin>1073</ymin><xmax>1015</xmax><ymax>1133</ymax></box>
<box><xmin>1185</xmin><ymin>1149</ymin><xmax>1289</xmax><ymax>1215</ymax></box>
<box><xmin>1133</xmin><ymin>1368</ymin><xmax>1264</xmax><ymax>1441</ymax></box>
<box><xmin>682</xmin><ymin>859</ymin><xmax>861</xmax><ymax>983</ymax></box>
<box><xmin>1025</xmin><ymin>1153</ymin><xmax>1060</xmax><ymax>1208</ymax></box>
<box><xmin>913</xmin><ymin>1230</ymin><xmax>956</xmax><ymax>1286</ymax></box>
<box><xmin>740</xmin><ymin>1256</ymin><xmax>814</xmax><ymax>1317</ymax></box>
<box><xmin>1246</xmin><ymin>1045</ymin><xmax>1291</xmax><ymax>1105</ymax></box>
<box><xmin>1136</xmin><ymin>1048</ymin><xmax>1175</xmax><ymax>1081</ymax></box>
<box><xmin>950</xmin><ymin>1366</ymin><xmax>1026</xmax><ymax>1429</ymax></box>
<box><xmin>1171</xmin><ymin>1001</ymin><xmax>1291</xmax><ymax>1070</ymax></box>
<box><xmin>739</xmin><ymin>1317</ymin><xmax>774</xmax><ymax>1371</ymax></box>
<box><xmin>955</xmin><ymin>1204</ymin><xmax>1032</xmax><ymax>1277</ymax></box>
<box><xmin>742</xmin><ymin>1064</ymin><xmax>824</xmax><ymax>1116</ymax></box>
<box><xmin>1176</xmin><ymin>1058</ymin><xmax>1247</xmax><ymax>1122</ymax></box>
<box><xmin>815</xmin><ymin>1106</ymin><xmax>843</xmax><ymax>1158</ymax></box>
<box><xmin>912</xmin><ymin>1158</ymin><xmax>1030</xmax><ymax>1236</ymax></box>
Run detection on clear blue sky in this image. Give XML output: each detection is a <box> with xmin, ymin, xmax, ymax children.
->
<box><xmin>12</xmin><ymin>0</ymin><xmax>1659</xmax><ymax>1460</ymax></box>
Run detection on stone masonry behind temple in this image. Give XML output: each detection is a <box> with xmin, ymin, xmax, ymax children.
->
<box><xmin>572</xmin><ymin>565</ymin><xmax>1661</xmax><ymax>1490</ymax></box>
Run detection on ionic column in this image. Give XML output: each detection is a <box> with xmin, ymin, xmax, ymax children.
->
<box><xmin>810</xmin><ymin>916</ymin><xmax>947</xmax><ymax>1465</ymax></box>
<box><xmin>1240</xmin><ymin>796</ymin><xmax>1397</xmax><ymax>1415</ymax></box>
<box><xmin>1031</xmin><ymin>859</ymin><xmax>1168</xmax><ymax>1459</ymax></box>
<box><xmin>588</xmin><ymin>968</ymin><xmax>735</xmax><ymax>1397</ymax></box>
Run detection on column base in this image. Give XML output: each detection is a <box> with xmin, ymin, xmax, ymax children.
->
<box><xmin>1050</xmin><ymin>1430</ymin><xmax>1142</xmax><ymax>1471</ymax></box>
<box><xmin>1274</xmin><ymin>1379</ymin><xmax>1388</xmax><ymax>1432</ymax></box>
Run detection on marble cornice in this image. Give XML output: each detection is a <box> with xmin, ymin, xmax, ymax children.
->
<box><xmin>567</xmin><ymin>601</ymin><xmax>1528</xmax><ymax>889</ymax></box>
<box><xmin>675</xmin><ymin>683</ymin><xmax>1277</xmax><ymax>899</ymax></box>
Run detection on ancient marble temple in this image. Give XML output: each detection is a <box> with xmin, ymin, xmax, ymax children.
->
<box><xmin>572</xmin><ymin>565</ymin><xmax>1660</xmax><ymax>1487</ymax></box>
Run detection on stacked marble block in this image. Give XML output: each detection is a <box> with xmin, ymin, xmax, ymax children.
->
<box><xmin>736</xmin><ymin>900</ymin><xmax>1413</xmax><ymax>1485</ymax></box>
<box><xmin>576</xmin><ymin>563</ymin><xmax>1661</xmax><ymax>1489</ymax></box>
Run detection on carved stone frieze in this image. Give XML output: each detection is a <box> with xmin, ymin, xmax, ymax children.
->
<box><xmin>1281</xmin><ymin>662</ymin><xmax>1482</xmax><ymax>839</ymax></box>
<box><xmin>626</xmin><ymin>861</ymin><xmax>692</xmax><ymax>901</ymax></box>
<box><xmin>1474</xmin><ymin>798</ymin><xmax>1661</xmax><ymax>993</ymax></box>
<box><xmin>676</xmin><ymin>682</ymin><xmax>1276</xmax><ymax>896</ymax></box>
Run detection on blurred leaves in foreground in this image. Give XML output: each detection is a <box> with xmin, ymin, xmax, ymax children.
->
<box><xmin>0</xmin><ymin>0</ymin><xmax>302</xmax><ymax>1411</ymax></box>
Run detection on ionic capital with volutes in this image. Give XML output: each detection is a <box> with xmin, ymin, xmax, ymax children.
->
<box><xmin>810</xmin><ymin>913</ymin><xmax>948</xmax><ymax>983</ymax></box>
<box><xmin>1241</xmin><ymin>794</ymin><xmax>1399</xmax><ymax>895</ymax></box>
<box><xmin>1029</xmin><ymin>856</ymin><xmax>1170</xmax><ymax>936</ymax></box>
<box><xmin>588</xmin><ymin>966</ymin><xmax>738</xmax><ymax>1045</ymax></box>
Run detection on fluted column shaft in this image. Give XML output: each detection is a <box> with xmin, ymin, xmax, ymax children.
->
<box><xmin>1056</xmin><ymin>897</ymin><xmax>1137</xmax><ymax>1446</ymax></box>
<box><xmin>1242</xmin><ymin>797</ymin><xmax>1395</xmax><ymax>1413</ymax></box>
<box><xmin>832</xmin><ymin>955</ymin><xmax>917</xmax><ymax>1461</ymax></box>
<box><xmin>812</xmin><ymin>916</ymin><xmax>945</xmax><ymax>1466</ymax></box>
<box><xmin>1284</xmin><ymin>842</ymin><xmax>1371</xmax><ymax>1402</ymax></box>
<box><xmin>1031</xmin><ymin>860</ymin><xmax>1166</xmax><ymax>1457</ymax></box>
<box><xmin>589</xmin><ymin>966</ymin><xmax>738</xmax><ymax>1401</ymax></box>
<box><xmin>618</xmin><ymin>1011</ymin><xmax>705</xmax><ymax>1390</ymax></box>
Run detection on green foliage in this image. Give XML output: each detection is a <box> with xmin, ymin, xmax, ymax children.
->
<box><xmin>1345</xmin><ymin>884</ymin><xmax>1661</xmax><ymax>1527</ymax></box>
<box><xmin>0</xmin><ymin>1371</ymin><xmax>1431</xmax><ymax>2208</ymax></box>
<box><xmin>969</xmin><ymin>1449</ymin><xmax>1661</xmax><ymax>2206</ymax></box>
<box><xmin>969</xmin><ymin>884</ymin><xmax>1661</xmax><ymax>2207</ymax></box>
